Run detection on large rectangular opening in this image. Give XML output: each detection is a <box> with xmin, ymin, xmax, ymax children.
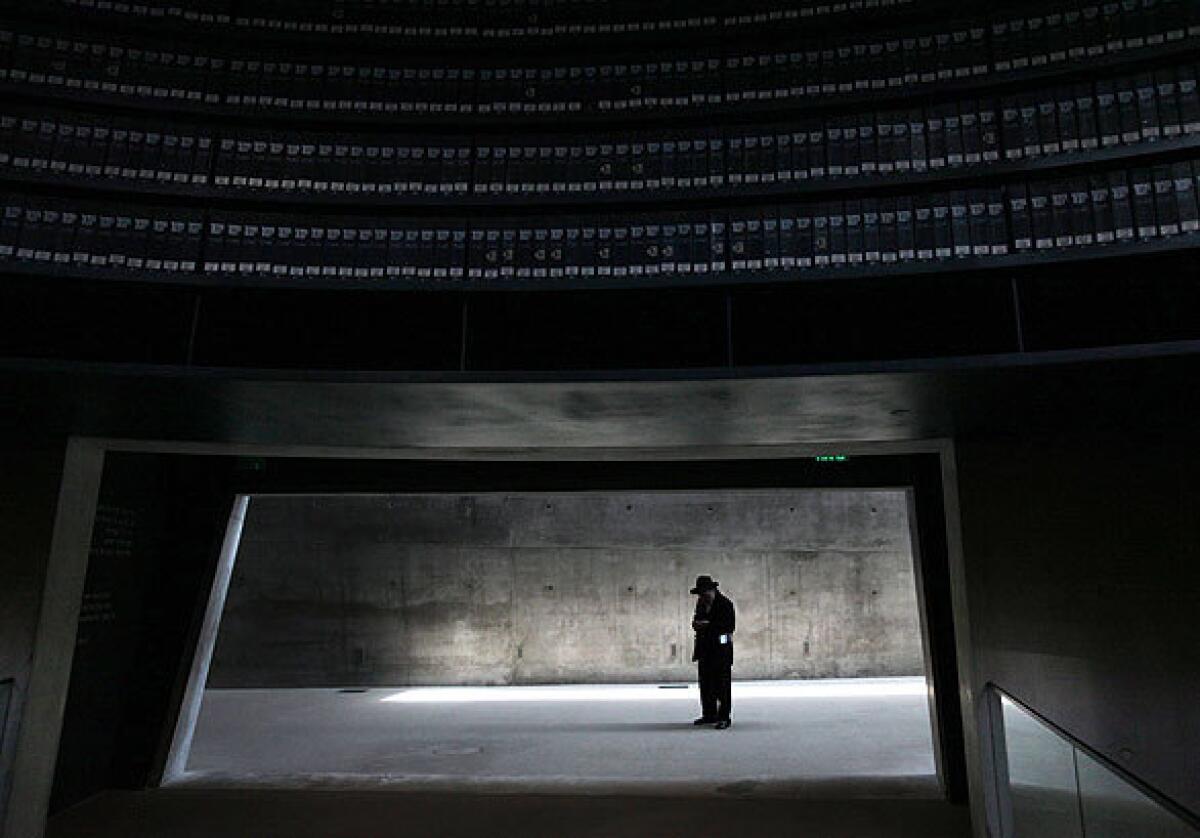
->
<box><xmin>32</xmin><ymin>448</ymin><xmax>971</xmax><ymax>836</ymax></box>
<box><xmin>179</xmin><ymin>489</ymin><xmax>936</xmax><ymax>793</ymax></box>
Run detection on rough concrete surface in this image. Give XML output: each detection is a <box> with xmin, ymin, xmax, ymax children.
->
<box><xmin>181</xmin><ymin>678</ymin><xmax>936</xmax><ymax>793</ymax></box>
<box><xmin>47</xmin><ymin>788</ymin><xmax>973</xmax><ymax>838</ymax></box>
<box><xmin>210</xmin><ymin>490</ymin><xmax>922</xmax><ymax>687</ymax></box>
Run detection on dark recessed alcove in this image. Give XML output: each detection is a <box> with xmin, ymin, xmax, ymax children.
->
<box><xmin>466</xmin><ymin>287</ymin><xmax>729</xmax><ymax>370</ymax></box>
<box><xmin>0</xmin><ymin>277</ymin><xmax>194</xmax><ymax>365</ymax></box>
<box><xmin>732</xmin><ymin>273</ymin><xmax>1018</xmax><ymax>365</ymax></box>
<box><xmin>1017</xmin><ymin>252</ymin><xmax>1200</xmax><ymax>351</ymax></box>
<box><xmin>190</xmin><ymin>287</ymin><xmax>464</xmax><ymax>370</ymax></box>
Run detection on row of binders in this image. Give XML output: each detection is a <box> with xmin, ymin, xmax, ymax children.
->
<box><xmin>52</xmin><ymin>0</ymin><xmax>913</xmax><ymax>39</ymax></box>
<box><xmin>2</xmin><ymin>162</ymin><xmax>1199</xmax><ymax>278</ymax></box>
<box><xmin>0</xmin><ymin>116</ymin><xmax>215</xmax><ymax>187</ymax></box>
<box><xmin>3</xmin><ymin>64</ymin><xmax>1200</xmax><ymax>199</ymax></box>
<box><xmin>2</xmin><ymin>2</ymin><xmax>1197</xmax><ymax>117</ymax></box>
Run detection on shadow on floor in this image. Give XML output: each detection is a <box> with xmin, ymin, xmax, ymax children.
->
<box><xmin>169</xmin><ymin>771</ymin><xmax>943</xmax><ymax>800</ymax></box>
<box><xmin>48</xmin><ymin>788</ymin><xmax>973</xmax><ymax>838</ymax></box>
<box><xmin>475</xmin><ymin>720</ymin><xmax>782</xmax><ymax>733</ymax></box>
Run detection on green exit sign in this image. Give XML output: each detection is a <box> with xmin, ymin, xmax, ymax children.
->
<box><xmin>814</xmin><ymin>455</ymin><xmax>848</xmax><ymax>462</ymax></box>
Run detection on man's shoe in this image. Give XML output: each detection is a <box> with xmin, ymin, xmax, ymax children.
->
<box><xmin>693</xmin><ymin>717</ymin><xmax>716</xmax><ymax>726</ymax></box>
<box><xmin>714</xmin><ymin>719</ymin><xmax>731</xmax><ymax>730</ymax></box>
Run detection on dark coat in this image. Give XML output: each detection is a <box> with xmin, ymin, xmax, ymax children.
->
<box><xmin>692</xmin><ymin>591</ymin><xmax>736</xmax><ymax>665</ymax></box>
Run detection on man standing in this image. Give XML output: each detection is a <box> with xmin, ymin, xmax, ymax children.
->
<box><xmin>690</xmin><ymin>575</ymin><xmax>735</xmax><ymax>729</ymax></box>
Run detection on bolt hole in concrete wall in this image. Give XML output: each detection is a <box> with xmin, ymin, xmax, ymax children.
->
<box><xmin>206</xmin><ymin>490</ymin><xmax>926</xmax><ymax>688</ymax></box>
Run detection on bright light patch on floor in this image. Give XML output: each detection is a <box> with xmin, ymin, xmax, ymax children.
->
<box><xmin>380</xmin><ymin>677</ymin><xmax>926</xmax><ymax>704</ymax></box>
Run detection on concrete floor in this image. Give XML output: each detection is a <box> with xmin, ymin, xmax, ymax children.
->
<box><xmin>179</xmin><ymin>678</ymin><xmax>939</xmax><ymax>797</ymax></box>
<box><xmin>47</xmin><ymin>678</ymin><xmax>974</xmax><ymax>838</ymax></box>
<box><xmin>48</xmin><ymin>788</ymin><xmax>973</xmax><ymax>838</ymax></box>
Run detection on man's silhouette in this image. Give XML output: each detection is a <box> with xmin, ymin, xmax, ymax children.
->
<box><xmin>690</xmin><ymin>575</ymin><xmax>735</xmax><ymax>729</ymax></box>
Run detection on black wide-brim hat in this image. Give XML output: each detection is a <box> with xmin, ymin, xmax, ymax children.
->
<box><xmin>690</xmin><ymin>575</ymin><xmax>719</xmax><ymax>594</ymax></box>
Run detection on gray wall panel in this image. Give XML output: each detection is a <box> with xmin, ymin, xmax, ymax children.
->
<box><xmin>0</xmin><ymin>446</ymin><xmax>67</xmax><ymax>831</ymax></box>
<box><xmin>959</xmin><ymin>439</ymin><xmax>1200</xmax><ymax>818</ymax></box>
<box><xmin>209</xmin><ymin>490</ymin><xmax>925</xmax><ymax>686</ymax></box>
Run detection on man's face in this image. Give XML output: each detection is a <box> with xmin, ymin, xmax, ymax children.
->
<box><xmin>701</xmin><ymin>589</ymin><xmax>716</xmax><ymax>604</ymax></box>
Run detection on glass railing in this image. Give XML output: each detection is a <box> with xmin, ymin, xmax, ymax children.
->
<box><xmin>993</xmin><ymin>686</ymin><xmax>1199</xmax><ymax>838</ymax></box>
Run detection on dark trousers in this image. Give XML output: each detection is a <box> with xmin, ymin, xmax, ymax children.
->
<box><xmin>698</xmin><ymin>658</ymin><xmax>732</xmax><ymax>721</ymax></box>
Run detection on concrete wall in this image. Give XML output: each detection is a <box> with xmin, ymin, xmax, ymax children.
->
<box><xmin>0</xmin><ymin>444</ymin><xmax>66</xmax><ymax>830</ymax></box>
<box><xmin>5</xmin><ymin>351</ymin><xmax>1200</xmax><ymax>835</ymax></box>
<box><xmin>208</xmin><ymin>490</ymin><xmax>924</xmax><ymax>687</ymax></box>
<box><xmin>957</xmin><ymin>437</ymin><xmax>1200</xmax><ymax>819</ymax></box>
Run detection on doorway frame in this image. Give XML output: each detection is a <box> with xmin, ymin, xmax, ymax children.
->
<box><xmin>4</xmin><ymin>437</ymin><xmax>987</xmax><ymax>838</ymax></box>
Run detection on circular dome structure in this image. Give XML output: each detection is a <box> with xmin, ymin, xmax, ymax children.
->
<box><xmin>0</xmin><ymin>0</ymin><xmax>1198</xmax><ymax>369</ymax></box>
